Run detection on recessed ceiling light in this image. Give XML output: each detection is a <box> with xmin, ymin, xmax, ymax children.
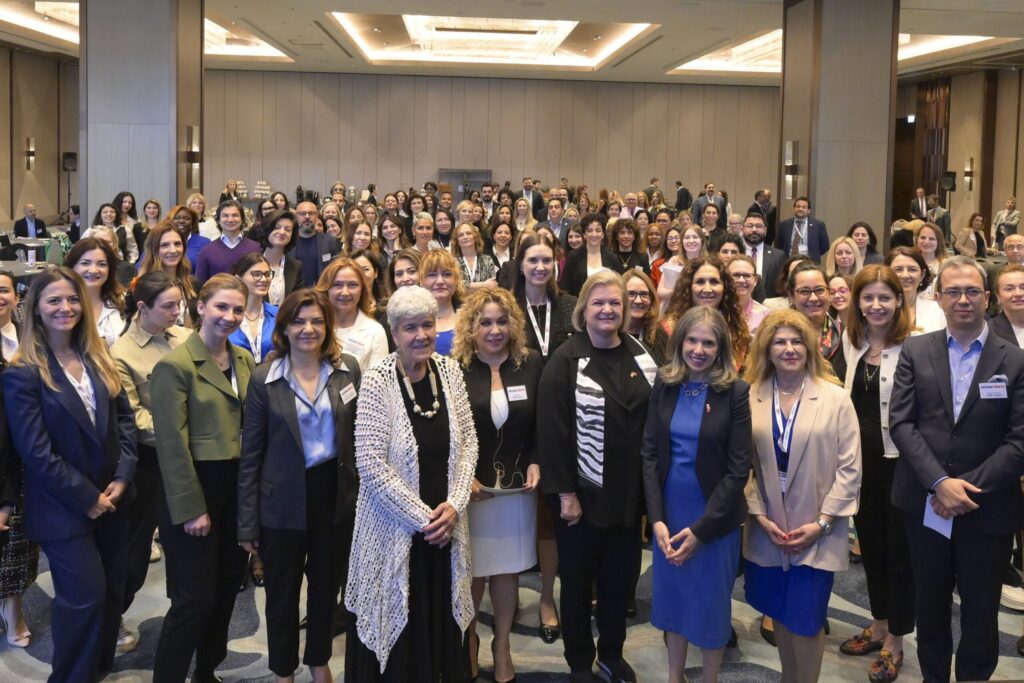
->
<box><xmin>372</xmin><ymin>27</ymin><xmax>381</xmax><ymax>33</ymax></box>
<box><xmin>593</xmin><ymin>35</ymin><xmax>602</xmax><ymax>41</ymax></box>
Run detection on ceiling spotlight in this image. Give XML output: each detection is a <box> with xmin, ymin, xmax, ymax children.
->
<box><xmin>382</xmin><ymin>41</ymin><xmax>389</xmax><ymax>46</ymax></box>
<box><xmin>593</xmin><ymin>34</ymin><xmax>602</xmax><ymax>41</ymax></box>
<box><xmin>372</xmin><ymin>27</ymin><xmax>381</xmax><ymax>33</ymax></box>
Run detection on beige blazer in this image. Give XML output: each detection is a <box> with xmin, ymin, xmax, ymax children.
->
<box><xmin>743</xmin><ymin>375</ymin><xmax>862</xmax><ymax>572</ymax></box>
<box><xmin>954</xmin><ymin>228</ymin><xmax>982</xmax><ymax>258</ymax></box>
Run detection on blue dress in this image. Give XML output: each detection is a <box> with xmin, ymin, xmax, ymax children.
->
<box><xmin>744</xmin><ymin>393</ymin><xmax>834</xmax><ymax>638</ymax></box>
<box><xmin>434</xmin><ymin>329</ymin><xmax>454</xmax><ymax>356</ymax></box>
<box><xmin>650</xmin><ymin>383</ymin><xmax>740</xmax><ymax>649</ymax></box>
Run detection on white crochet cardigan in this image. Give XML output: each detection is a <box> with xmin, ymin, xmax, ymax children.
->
<box><xmin>345</xmin><ymin>353</ymin><xmax>479</xmax><ymax>672</ymax></box>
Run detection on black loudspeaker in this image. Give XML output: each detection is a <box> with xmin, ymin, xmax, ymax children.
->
<box><xmin>941</xmin><ymin>171</ymin><xmax>956</xmax><ymax>192</ymax></box>
<box><xmin>62</xmin><ymin>152</ymin><xmax>78</xmax><ymax>172</ymax></box>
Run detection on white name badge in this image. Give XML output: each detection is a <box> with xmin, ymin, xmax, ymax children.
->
<box><xmin>778</xmin><ymin>470</ymin><xmax>789</xmax><ymax>495</ymax></box>
<box><xmin>340</xmin><ymin>383</ymin><xmax>357</xmax><ymax>404</ymax></box>
<box><xmin>322</xmin><ymin>253</ymin><xmax>331</xmax><ymax>262</ymax></box>
<box><xmin>507</xmin><ymin>385</ymin><xmax>528</xmax><ymax>402</ymax></box>
<box><xmin>980</xmin><ymin>382</ymin><xmax>1008</xmax><ymax>399</ymax></box>
<box><xmin>344</xmin><ymin>337</ymin><xmax>366</xmax><ymax>359</ymax></box>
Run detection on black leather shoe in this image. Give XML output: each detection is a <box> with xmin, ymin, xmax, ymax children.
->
<box><xmin>190</xmin><ymin>672</ymin><xmax>223</xmax><ymax>683</ymax></box>
<box><xmin>1017</xmin><ymin>634</ymin><xmax>1024</xmax><ymax>656</ymax></box>
<box><xmin>538</xmin><ymin>608</ymin><xmax>560</xmax><ymax>643</ymax></box>
<box><xmin>597</xmin><ymin>657</ymin><xmax>637</xmax><ymax>683</ymax></box>
<box><xmin>727</xmin><ymin>626</ymin><xmax>738</xmax><ymax>648</ymax></box>
<box><xmin>760</xmin><ymin>615</ymin><xmax>777</xmax><ymax>647</ymax></box>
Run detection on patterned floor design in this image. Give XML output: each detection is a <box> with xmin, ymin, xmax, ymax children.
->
<box><xmin>3</xmin><ymin>547</ymin><xmax>1024</xmax><ymax>681</ymax></box>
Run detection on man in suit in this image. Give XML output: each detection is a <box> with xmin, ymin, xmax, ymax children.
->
<box><xmin>537</xmin><ymin>197</ymin><xmax>570</xmax><ymax>249</ymax></box>
<box><xmin>910</xmin><ymin>187</ymin><xmax>928</xmax><ymax>220</ymax></box>
<box><xmin>519</xmin><ymin>176</ymin><xmax>545</xmax><ymax>218</ymax></box>
<box><xmin>774</xmin><ymin>196</ymin><xmax>830</xmax><ymax>262</ymax></box>
<box><xmin>68</xmin><ymin>204</ymin><xmax>82</xmax><ymax>243</ymax></box>
<box><xmin>674</xmin><ymin>180</ymin><xmax>692</xmax><ymax>213</ymax></box>
<box><xmin>290</xmin><ymin>200</ymin><xmax>341</xmax><ymax>287</ymax></box>
<box><xmin>747</xmin><ymin>188</ymin><xmax>778</xmax><ymax>245</ymax></box>
<box><xmin>741</xmin><ymin>212</ymin><xmax>786</xmax><ymax>301</ymax></box>
<box><xmin>927</xmin><ymin>194</ymin><xmax>951</xmax><ymax>243</ymax></box>
<box><xmin>691</xmin><ymin>183</ymin><xmax>727</xmax><ymax>231</ymax></box>
<box><xmin>890</xmin><ymin>256</ymin><xmax>1024</xmax><ymax>683</ymax></box>
<box><xmin>480</xmin><ymin>182</ymin><xmax>497</xmax><ymax>222</ymax></box>
<box><xmin>994</xmin><ymin>196</ymin><xmax>1021</xmax><ymax>249</ymax></box>
<box><xmin>643</xmin><ymin>177</ymin><xmax>660</xmax><ymax>203</ymax></box>
<box><xmin>14</xmin><ymin>204</ymin><xmax>47</xmax><ymax>238</ymax></box>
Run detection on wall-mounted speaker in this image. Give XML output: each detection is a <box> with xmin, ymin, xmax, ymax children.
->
<box><xmin>62</xmin><ymin>152</ymin><xmax>78</xmax><ymax>172</ymax></box>
<box><xmin>940</xmin><ymin>171</ymin><xmax>956</xmax><ymax>192</ymax></box>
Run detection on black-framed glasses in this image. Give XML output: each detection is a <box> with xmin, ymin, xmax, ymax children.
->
<box><xmin>940</xmin><ymin>287</ymin><xmax>984</xmax><ymax>301</ymax></box>
<box><xmin>627</xmin><ymin>291</ymin><xmax>651</xmax><ymax>300</ymax></box>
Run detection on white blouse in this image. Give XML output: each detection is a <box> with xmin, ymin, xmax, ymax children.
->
<box><xmin>266</xmin><ymin>252</ymin><xmax>287</xmax><ymax>306</ymax></box>
<box><xmin>335</xmin><ymin>310</ymin><xmax>389</xmax><ymax>372</ymax></box>
<box><xmin>60</xmin><ymin>360</ymin><xmax>97</xmax><ymax>426</ymax></box>
<box><xmin>96</xmin><ymin>304</ymin><xmax>125</xmax><ymax>348</ymax></box>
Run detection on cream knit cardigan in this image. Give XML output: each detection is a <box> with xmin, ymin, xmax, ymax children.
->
<box><xmin>345</xmin><ymin>353</ymin><xmax>479</xmax><ymax>672</ymax></box>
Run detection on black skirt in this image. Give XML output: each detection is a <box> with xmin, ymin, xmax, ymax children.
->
<box><xmin>344</xmin><ymin>534</ymin><xmax>469</xmax><ymax>682</ymax></box>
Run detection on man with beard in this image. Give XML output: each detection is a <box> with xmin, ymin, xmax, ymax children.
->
<box><xmin>480</xmin><ymin>182</ymin><xmax>497</xmax><ymax>222</ymax></box>
<box><xmin>288</xmin><ymin>200</ymin><xmax>341</xmax><ymax>287</ymax></box>
<box><xmin>742</xmin><ymin>212</ymin><xmax>786</xmax><ymax>302</ymax></box>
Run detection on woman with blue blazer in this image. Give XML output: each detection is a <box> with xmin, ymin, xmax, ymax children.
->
<box><xmin>230</xmin><ymin>253</ymin><xmax>279</xmax><ymax>364</ymax></box>
<box><xmin>238</xmin><ymin>288</ymin><xmax>361</xmax><ymax>682</ymax></box>
<box><xmin>3</xmin><ymin>267</ymin><xmax>138</xmax><ymax>683</ymax></box>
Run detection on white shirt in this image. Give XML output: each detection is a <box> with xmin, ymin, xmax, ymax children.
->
<box><xmin>199</xmin><ymin>218</ymin><xmax>221</xmax><ymax>240</ymax></box>
<box><xmin>1011</xmin><ymin>322</ymin><xmax>1024</xmax><ymax>349</ymax></box>
<box><xmin>266</xmin><ymin>252</ymin><xmax>286</xmax><ymax>305</ymax></box>
<box><xmin>745</xmin><ymin>240</ymin><xmax>765</xmax><ymax>274</ymax></box>
<box><xmin>335</xmin><ymin>310</ymin><xmax>389</xmax><ymax>372</ymax></box>
<box><xmin>96</xmin><ymin>304</ymin><xmax>124</xmax><ymax>347</ymax></box>
<box><xmin>0</xmin><ymin>321</ymin><xmax>17</xmax><ymax>361</ymax></box>
<box><xmin>59</xmin><ymin>360</ymin><xmax>97</xmax><ymax>426</ymax></box>
<box><xmin>220</xmin><ymin>233</ymin><xmax>244</xmax><ymax>249</ymax></box>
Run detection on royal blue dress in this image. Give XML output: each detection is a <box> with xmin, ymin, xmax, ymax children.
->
<box><xmin>650</xmin><ymin>383</ymin><xmax>740</xmax><ymax>649</ymax></box>
<box><xmin>434</xmin><ymin>329</ymin><xmax>454</xmax><ymax>356</ymax></box>
<box><xmin>744</xmin><ymin>393</ymin><xmax>834</xmax><ymax>638</ymax></box>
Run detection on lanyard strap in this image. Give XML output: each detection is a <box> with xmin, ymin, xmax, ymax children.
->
<box><xmin>526</xmin><ymin>298</ymin><xmax>551</xmax><ymax>357</ymax></box>
<box><xmin>772</xmin><ymin>377</ymin><xmax>804</xmax><ymax>456</ymax></box>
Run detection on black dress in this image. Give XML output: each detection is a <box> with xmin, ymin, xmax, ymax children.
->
<box><xmin>345</xmin><ymin>360</ymin><xmax>470</xmax><ymax>682</ymax></box>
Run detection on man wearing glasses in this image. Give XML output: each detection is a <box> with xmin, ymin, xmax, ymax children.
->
<box><xmin>289</xmin><ymin>201</ymin><xmax>341</xmax><ymax>287</ymax></box>
<box><xmin>890</xmin><ymin>256</ymin><xmax>1024</xmax><ymax>683</ymax></box>
<box><xmin>741</xmin><ymin>213</ymin><xmax>786</xmax><ymax>301</ymax></box>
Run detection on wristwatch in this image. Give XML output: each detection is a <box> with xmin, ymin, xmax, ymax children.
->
<box><xmin>816</xmin><ymin>518</ymin><xmax>833</xmax><ymax>535</ymax></box>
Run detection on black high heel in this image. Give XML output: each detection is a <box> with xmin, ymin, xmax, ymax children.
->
<box><xmin>538</xmin><ymin>606</ymin><xmax>561</xmax><ymax>643</ymax></box>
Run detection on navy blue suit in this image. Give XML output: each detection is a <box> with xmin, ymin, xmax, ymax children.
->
<box><xmin>3</xmin><ymin>351</ymin><xmax>137</xmax><ymax>682</ymax></box>
<box><xmin>773</xmin><ymin>217</ymin><xmax>830</xmax><ymax>262</ymax></box>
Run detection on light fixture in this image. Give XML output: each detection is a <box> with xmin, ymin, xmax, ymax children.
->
<box><xmin>26</xmin><ymin>137</ymin><xmax>35</xmax><ymax>171</ymax></box>
<box><xmin>784</xmin><ymin>141</ymin><xmax>798</xmax><ymax>200</ymax></box>
<box><xmin>964</xmin><ymin>157</ymin><xmax>974</xmax><ymax>192</ymax></box>
<box><xmin>185</xmin><ymin>126</ymin><xmax>201</xmax><ymax>189</ymax></box>
<box><xmin>906</xmin><ymin>114</ymin><xmax>916</xmax><ymax>123</ymax></box>
<box><xmin>204</xmin><ymin>19</ymin><xmax>289</xmax><ymax>58</ymax></box>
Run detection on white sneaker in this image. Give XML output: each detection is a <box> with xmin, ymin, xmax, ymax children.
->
<box><xmin>116</xmin><ymin>620</ymin><xmax>138</xmax><ymax>655</ymax></box>
<box><xmin>1002</xmin><ymin>584</ymin><xmax>1024</xmax><ymax>611</ymax></box>
<box><xmin>150</xmin><ymin>540</ymin><xmax>162</xmax><ymax>563</ymax></box>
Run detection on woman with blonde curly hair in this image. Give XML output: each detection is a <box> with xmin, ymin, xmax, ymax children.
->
<box><xmin>454</xmin><ymin>288</ymin><xmax>543</xmax><ymax>682</ymax></box>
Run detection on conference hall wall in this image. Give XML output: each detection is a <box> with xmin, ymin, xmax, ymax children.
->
<box><xmin>203</xmin><ymin>70</ymin><xmax>781</xmax><ymax>208</ymax></box>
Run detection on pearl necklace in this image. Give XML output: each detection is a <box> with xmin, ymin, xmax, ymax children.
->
<box><xmin>398</xmin><ymin>360</ymin><xmax>441</xmax><ymax>419</ymax></box>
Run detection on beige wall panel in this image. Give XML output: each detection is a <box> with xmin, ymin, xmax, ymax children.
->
<box><xmin>815</xmin><ymin>141</ymin><xmax>890</xmax><ymax>230</ymax></box>
<box><xmin>204</xmin><ymin>71</ymin><xmax>780</xmax><ymax>211</ymax></box>
<box><xmin>58</xmin><ymin>63</ymin><xmax>79</xmax><ymax>214</ymax></box>
<box><xmin>0</xmin><ymin>49</ymin><xmax>11</xmax><ymax>223</ymax></box>
<box><xmin>948</xmin><ymin>72</ymin><xmax>985</xmax><ymax>234</ymax></box>
<box><xmin>992</xmin><ymin>70</ymin><xmax>1020</xmax><ymax>213</ymax></box>
<box><xmin>12</xmin><ymin>52</ymin><xmax>60</xmax><ymax>218</ymax></box>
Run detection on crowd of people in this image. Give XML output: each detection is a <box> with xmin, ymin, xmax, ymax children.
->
<box><xmin>0</xmin><ymin>177</ymin><xmax>1022</xmax><ymax>683</ymax></box>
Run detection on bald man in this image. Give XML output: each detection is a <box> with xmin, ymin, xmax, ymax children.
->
<box><xmin>14</xmin><ymin>204</ymin><xmax>47</xmax><ymax>238</ymax></box>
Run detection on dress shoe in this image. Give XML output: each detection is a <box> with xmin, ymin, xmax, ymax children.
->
<box><xmin>1003</xmin><ymin>584</ymin><xmax>1024</xmax><ymax>611</ymax></box>
<box><xmin>868</xmin><ymin>649</ymin><xmax>904</xmax><ymax>682</ymax></box>
<box><xmin>840</xmin><ymin>628</ymin><xmax>884</xmax><ymax>656</ymax></box>
<box><xmin>190</xmin><ymin>672</ymin><xmax>223</xmax><ymax>683</ymax></box>
<box><xmin>597</xmin><ymin>657</ymin><xmax>637</xmax><ymax>683</ymax></box>
<box><xmin>115</xmin><ymin>619</ymin><xmax>138</xmax><ymax>655</ymax></box>
<box><xmin>538</xmin><ymin>608</ymin><xmax>560</xmax><ymax>643</ymax></box>
<box><xmin>570</xmin><ymin>670</ymin><xmax>603</xmax><ymax>682</ymax></box>
<box><xmin>727</xmin><ymin>626</ymin><xmax>738</xmax><ymax>648</ymax></box>
<box><xmin>759</xmin><ymin>615</ymin><xmax>777</xmax><ymax>647</ymax></box>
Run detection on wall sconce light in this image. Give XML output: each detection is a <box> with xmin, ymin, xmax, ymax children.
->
<box><xmin>963</xmin><ymin>157</ymin><xmax>974</xmax><ymax>192</ymax></box>
<box><xmin>784</xmin><ymin>140</ymin><xmax>799</xmax><ymax>200</ymax></box>
<box><xmin>186</xmin><ymin>125</ymin><xmax>201</xmax><ymax>189</ymax></box>
<box><xmin>26</xmin><ymin>137</ymin><xmax>35</xmax><ymax>171</ymax></box>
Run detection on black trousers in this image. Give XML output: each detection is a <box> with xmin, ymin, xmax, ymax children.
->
<box><xmin>41</xmin><ymin>509</ymin><xmax>128</xmax><ymax>683</ymax></box>
<box><xmin>123</xmin><ymin>443</ymin><xmax>161</xmax><ymax>613</ymax></box>
<box><xmin>904</xmin><ymin>514</ymin><xmax>1010</xmax><ymax>683</ymax></box>
<box><xmin>554</xmin><ymin>517</ymin><xmax>641</xmax><ymax>673</ymax></box>
<box><xmin>154</xmin><ymin>461</ymin><xmax>249</xmax><ymax>682</ymax></box>
<box><xmin>854</xmin><ymin>456</ymin><xmax>914</xmax><ymax>635</ymax></box>
<box><xmin>260</xmin><ymin>460</ymin><xmax>348</xmax><ymax>677</ymax></box>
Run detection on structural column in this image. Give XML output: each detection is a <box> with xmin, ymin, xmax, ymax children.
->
<box><xmin>79</xmin><ymin>0</ymin><xmax>203</xmax><ymax>219</ymax></box>
<box><xmin>779</xmin><ymin>0</ymin><xmax>899</xmax><ymax>244</ymax></box>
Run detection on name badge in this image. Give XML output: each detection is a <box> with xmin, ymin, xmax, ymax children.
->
<box><xmin>778</xmin><ymin>470</ymin><xmax>789</xmax><ymax>495</ymax></box>
<box><xmin>344</xmin><ymin>337</ymin><xmax>366</xmax><ymax>358</ymax></box>
<box><xmin>322</xmin><ymin>253</ymin><xmax>331</xmax><ymax>263</ymax></box>
<box><xmin>340</xmin><ymin>383</ymin><xmax>357</xmax><ymax>404</ymax></box>
<box><xmin>980</xmin><ymin>382</ymin><xmax>1008</xmax><ymax>399</ymax></box>
<box><xmin>507</xmin><ymin>385</ymin><xmax>528</xmax><ymax>402</ymax></box>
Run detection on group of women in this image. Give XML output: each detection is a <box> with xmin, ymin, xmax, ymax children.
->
<box><xmin>0</xmin><ymin>180</ymin><xmax>987</xmax><ymax>683</ymax></box>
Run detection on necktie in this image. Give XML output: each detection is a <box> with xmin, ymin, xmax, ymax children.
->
<box><xmin>791</xmin><ymin>221</ymin><xmax>803</xmax><ymax>255</ymax></box>
<box><xmin>751</xmin><ymin>246</ymin><xmax>758</xmax><ymax>269</ymax></box>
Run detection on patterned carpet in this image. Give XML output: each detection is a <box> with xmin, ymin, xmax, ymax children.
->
<box><xmin>3</xmin><ymin>546</ymin><xmax>1024</xmax><ymax>681</ymax></box>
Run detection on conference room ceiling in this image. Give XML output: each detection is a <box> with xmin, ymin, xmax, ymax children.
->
<box><xmin>2</xmin><ymin>0</ymin><xmax>1024</xmax><ymax>84</ymax></box>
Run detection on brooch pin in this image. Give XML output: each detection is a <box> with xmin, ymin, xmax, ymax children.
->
<box><xmin>629</xmin><ymin>371</ymin><xmax>638</xmax><ymax>379</ymax></box>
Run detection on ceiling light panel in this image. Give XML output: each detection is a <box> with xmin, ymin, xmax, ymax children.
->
<box><xmin>331</xmin><ymin>12</ymin><xmax>652</xmax><ymax>69</ymax></box>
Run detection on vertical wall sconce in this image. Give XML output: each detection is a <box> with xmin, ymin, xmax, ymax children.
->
<box><xmin>26</xmin><ymin>137</ymin><xmax>35</xmax><ymax>171</ymax></box>
<box><xmin>185</xmin><ymin>125</ymin><xmax>201</xmax><ymax>189</ymax></box>
<box><xmin>963</xmin><ymin>157</ymin><xmax>974</xmax><ymax>192</ymax></box>
<box><xmin>783</xmin><ymin>140</ymin><xmax>799</xmax><ymax>200</ymax></box>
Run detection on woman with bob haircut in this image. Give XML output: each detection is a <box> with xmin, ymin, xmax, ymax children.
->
<box><xmin>642</xmin><ymin>305</ymin><xmax>752</xmax><ymax>683</ymax></box>
<box><xmin>3</xmin><ymin>267</ymin><xmax>137</xmax><ymax>681</ymax></box>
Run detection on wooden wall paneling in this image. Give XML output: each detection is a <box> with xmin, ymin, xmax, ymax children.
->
<box><xmin>592</xmin><ymin>82</ymin><xmax>613</xmax><ymax>193</ymax></box>
<box><xmin>58</xmin><ymin>63</ymin><xmax>79</xmax><ymax>213</ymax></box>
<box><xmin>684</xmin><ymin>86</ymin><xmax>707</xmax><ymax>191</ymax></box>
<box><xmin>276</xmin><ymin>73</ymin><xmax>303</xmax><ymax>196</ymax></box>
<box><xmin>556</xmin><ymin>81</ymin><xmax>576</xmax><ymax>188</ymax></box>
<box><xmin>238</xmin><ymin>71</ymin><xmax>265</xmax><ymax>194</ymax></box>
<box><xmin>386</xmin><ymin>76</ymin><xmax>415</xmax><ymax>188</ymax></box>
<box><xmin>204</xmin><ymin>69</ymin><xmax>225</xmax><ymax>202</ymax></box>
<box><xmin>459</xmin><ymin>78</ymin><xmax>489</xmax><ymax>175</ymax></box>
<box><xmin>532</xmin><ymin>80</ymin><xmax>563</xmax><ymax>189</ymax></box>
<box><xmin>12</xmin><ymin>53</ymin><xmax>61</xmax><ymax>217</ymax></box>
<box><xmin>991</xmin><ymin>69</ymin><xmax>1018</xmax><ymax>214</ymax></box>
<box><xmin>257</xmin><ymin>71</ymin><xmax>279</xmax><ymax>192</ymax></box>
<box><xmin>569</xmin><ymin>81</ymin><xmax>598</xmax><ymax>191</ymax></box>
<box><xmin>348</xmin><ymin>75</ymin><xmax>376</xmax><ymax>187</ymax></box>
<box><xmin>222</xmin><ymin>71</ymin><xmax>241</xmax><ymax>197</ymax></box>
<box><xmin>0</xmin><ymin>48</ymin><xmax>12</xmax><ymax>222</ymax></box>
<box><xmin>298</xmin><ymin>72</ymin><xmax>320</xmax><ymax>195</ymax></box>
<box><xmin>497</xmin><ymin>79</ymin><xmax>526</xmax><ymax>184</ymax></box>
<box><xmin>606</xmin><ymin>81</ymin><xmax>634</xmax><ymax>191</ymax></box>
<box><xmin>423</xmin><ymin>76</ymin><xmax>453</xmax><ymax>183</ymax></box>
<box><xmin>312</xmin><ymin>72</ymin><xmax>340</xmax><ymax>194</ymax></box>
<box><xmin>520</xmin><ymin>80</ymin><xmax>540</xmax><ymax>181</ymax></box>
<box><xmin>487</xmin><ymin>79</ymin><xmax>511</xmax><ymax>186</ymax></box>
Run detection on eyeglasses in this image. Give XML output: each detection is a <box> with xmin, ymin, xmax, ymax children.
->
<box><xmin>940</xmin><ymin>287</ymin><xmax>984</xmax><ymax>301</ymax></box>
<box><xmin>248</xmin><ymin>270</ymin><xmax>275</xmax><ymax>281</ymax></box>
<box><xmin>730</xmin><ymin>272</ymin><xmax>755</xmax><ymax>281</ymax></box>
<box><xmin>295</xmin><ymin>210</ymin><xmax>317</xmax><ymax>217</ymax></box>
<box><xmin>830</xmin><ymin>287</ymin><xmax>851</xmax><ymax>295</ymax></box>
<box><xmin>795</xmin><ymin>286</ymin><xmax>828</xmax><ymax>299</ymax></box>
<box><xmin>627</xmin><ymin>291</ymin><xmax>651</xmax><ymax>301</ymax></box>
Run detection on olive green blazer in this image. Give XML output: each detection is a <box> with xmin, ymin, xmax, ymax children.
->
<box><xmin>151</xmin><ymin>332</ymin><xmax>254</xmax><ymax>525</ymax></box>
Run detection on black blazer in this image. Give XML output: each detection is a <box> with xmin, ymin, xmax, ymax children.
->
<box><xmin>3</xmin><ymin>351</ymin><xmax>137</xmax><ymax>542</ymax></box>
<box><xmin>675</xmin><ymin>187</ymin><xmax>693</xmax><ymax>212</ymax></box>
<box><xmin>518</xmin><ymin>293</ymin><xmax>576</xmax><ymax>361</ymax></box>
<box><xmin>641</xmin><ymin>377</ymin><xmax>752</xmax><ymax>543</ymax></box>
<box><xmin>13</xmin><ymin>217</ymin><xmax>47</xmax><ymax>238</ymax></box>
<box><xmin>748</xmin><ymin>202</ymin><xmax>778</xmax><ymax>244</ymax></box>
<box><xmin>288</xmin><ymin>233</ymin><xmax>342</xmax><ymax>287</ymax></box>
<box><xmin>890</xmin><ymin>329</ymin><xmax>1024</xmax><ymax>534</ymax></box>
<box><xmin>463</xmin><ymin>351</ymin><xmax>543</xmax><ymax>488</ymax></box>
<box><xmin>219</xmin><ymin>191</ymin><xmax>241</xmax><ymax>204</ymax></box>
<box><xmin>238</xmin><ymin>354</ymin><xmax>362</xmax><ymax>541</ymax></box>
<box><xmin>562</xmin><ymin>245</ymin><xmax>619</xmax><ymax>296</ymax></box>
<box><xmin>281</xmin><ymin>256</ymin><xmax>303</xmax><ymax>299</ymax></box>
<box><xmin>752</xmin><ymin>244</ymin><xmax>788</xmax><ymax>301</ymax></box>
<box><xmin>990</xmin><ymin>313</ymin><xmax>1021</xmax><ymax>348</ymax></box>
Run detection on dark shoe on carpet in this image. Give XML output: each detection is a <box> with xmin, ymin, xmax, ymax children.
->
<box><xmin>597</xmin><ymin>657</ymin><xmax>637</xmax><ymax>683</ymax></box>
<box><xmin>727</xmin><ymin>626</ymin><xmax>738</xmax><ymax>648</ymax></box>
<box><xmin>760</xmin><ymin>615</ymin><xmax>777</xmax><ymax>647</ymax></box>
<box><xmin>538</xmin><ymin>607</ymin><xmax>560</xmax><ymax>643</ymax></box>
<box><xmin>190</xmin><ymin>672</ymin><xmax>223</xmax><ymax>683</ymax></box>
<box><xmin>824</xmin><ymin>619</ymin><xmax>831</xmax><ymax>635</ymax></box>
<box><xmin>1017</xmin><ymin>634</ymin><xmax>1024</xmax><ymax>656</ymax></box>
<box><xmin>849</xmin><ymin>550</ymin><xmax>862</xmax><ymax>564</ymax></box>
<box><xmin>840</xmin><ymin>628</ymin><xmax>884</xmax><ymax>656</ymax></box>
<box><xmin>624</xmin><ymin>597</ymin><xmax>637</xmax><ymax>618</ymax></box>
<box><xmin>868</xmin><ymin>649</ymin><xmax>903</xmax><ymax>682</ymax></box>
<box><xmin>570</xmin><ymin>671</ymin><xmax>602</xmax><ymax>683</ymax></box>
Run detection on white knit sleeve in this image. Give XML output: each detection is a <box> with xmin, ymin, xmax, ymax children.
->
<box><xmin>355</xmin><ymin>362</ymin><xmax>433</xmax><ymax>533</ymax></box>
<box><xmin>440</xmin><ymin>357</ymin><xmax>478</xmax><ymax>516</ymax></box>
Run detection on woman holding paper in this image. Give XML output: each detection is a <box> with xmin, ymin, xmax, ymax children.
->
<box><xmin>454</xmin><ymin>288</ymin><xmax>543</xmax><ymax>682</ymax></box>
